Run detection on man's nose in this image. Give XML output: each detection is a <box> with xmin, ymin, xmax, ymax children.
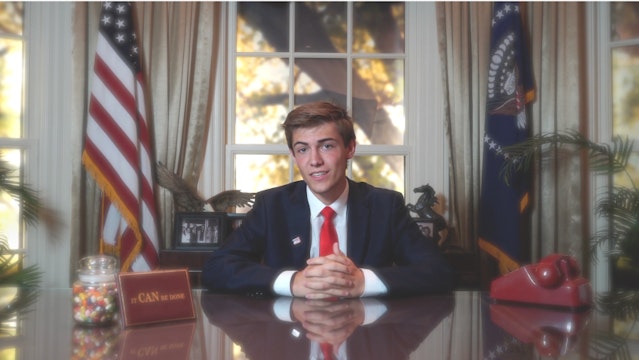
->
<box><xmin>309</xmin><ymin>148</ymin><xmax>323</xmax><ymax>166</ymax></box>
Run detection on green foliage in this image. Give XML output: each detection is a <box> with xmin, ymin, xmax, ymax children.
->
<box><xmin>0</xmin><ymin>158</ymin><xmax>41</xmax><ymax>327</ymax></box>
<box><xmin>502</xmin><ymin>130</ymin><xmax>638</xmax><ymax>264</ymax></box>
<box><xmin>593</xmin><ymin>187</ymin><xmax>639</xmax><ymax>263</ymax></box>
<box><xmin>0</xmin><ymin>157</ymin><xmax>40</xmax><ymax>225</ymax></box>
<box><xmin>0</xmin><ymin>236</ymin><xmax>41</xmax><ymax>331</ymax></box>
<box><xmin>596</xmin><ymin>290</ymin><xmax>639</xmax><ymax>321</ymax></box>
<box><xmin>501</xmin><ymin>130</ymin><xmax>634</xmax><ymax>186</ymax></box>
<box><xmin>0</xmin><ymin>236</ymin><xmax>40</xmax><ymax>288</ymax></box>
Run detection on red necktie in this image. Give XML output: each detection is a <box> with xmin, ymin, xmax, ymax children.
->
<box><xmin>320</xmin><ymin>206</ymin><xmax>337</xmax><ymax>256</ymax></box>
<box><xmin>319</xmin><ymin>206</ymin><xmax>337</xmax><ymax>359</ymax></box>
<box><xmin>320</xmin><ymin>342</ymin><xmax>334</xmax><ymax>360</ymax></box>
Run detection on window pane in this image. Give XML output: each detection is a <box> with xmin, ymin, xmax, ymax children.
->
<box><xmin>235</xmin><ymin>57</ymin><xmax>289</xmax><ymax>144</ymax></box>
<box><xmin>0</xmin><ymin>2</ymin><xmax>23</xmax><ymax>37</ymax></box>
<box><xmin>0</xmin><ymin>149</ymin><xmax>21</xmax><ymax>250</ymax></box>
<box><xmin>293</xmin><ymin>58</ymin><xmax>347</xmax><ymax>104</ymax></box>
<box><xmin>612</xmin><ymin>46</ymin><xmax>639</xmax><ymax>140</ymax></box>
<box><xmin>622</xmin><ymin>150</ymin><xmax>639</xmax><ymax>189</ymax></box>
<box><xmin>612</xmin><ymin>45</ymin><xmax>639</xmax><ymax>188</ymax></box>
<box><xmin>0</xmin><ymin>37</ymin><xmax>22</xmax><ymax>139</ymax></box>
<box><xmin>352</xmin><ymin>155</ymin><xmax>404</xmax><ymax>194</ymax></box>
<box><xmin>237</xmin><ymin>2</ymin><xmax>289</xmax><ymax>53</ymax></box>
<box><xmin>611</xmin><ymin>3</ymin><xmax>639</xmax><ymax>42</ymax></box>
<box><xmin>295</xmin><ymin>2</ymin><xmax>346</xmax><ymax>53</ymax></box>
<box><xmin>0</xmin><ymin>348</ymin><xmax>16</xmax><ymax>359</ymax></box>
<box><xmin>235</xmin><ymin>154</ymin><xmax>290</xmax><ymax>192</ymax></box>
<box><xmin>353</xmin><ymin>58</ymin><xmax>404</xmax><ymax>145</ymax></box>
<box><xmin>353</xmin><ymin>2</ymin><xmax>405</xmax><ymax>53</ymax></box>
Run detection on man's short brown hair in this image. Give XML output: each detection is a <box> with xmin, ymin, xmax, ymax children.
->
<box><xmin>282</xmin><ymin>101</ymin><xmax>356</xmax><ymax>150</ymax></box>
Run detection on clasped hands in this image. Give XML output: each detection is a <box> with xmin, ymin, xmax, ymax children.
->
<box><xmin>291</xmin><ymin>243</ymin><xmax>365</xmax><ymax>299</ymax></box>
<box><xmin>291</xmin><ymin>297</ymin><xmax>365</xmax><ymax>354</ymax></box>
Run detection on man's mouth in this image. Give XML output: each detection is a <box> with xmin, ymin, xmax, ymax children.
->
<box><xmin>311</xmin><ymin>171</ymin><xmax>328</xmax><ymax>178</ymax></box>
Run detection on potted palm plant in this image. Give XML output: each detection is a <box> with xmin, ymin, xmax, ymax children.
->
<box><xmin>501</xmin><ymin>131</ymin><xmax>639</xmax><ymax>289</ymax></box>
<box><xmin>0</xmin><ymin>157</ymin><xmax>41</xmax><ymax>321</ymax></box>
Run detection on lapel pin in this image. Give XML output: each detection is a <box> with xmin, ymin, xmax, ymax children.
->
<box><xmin>291</xmin><ymin>236</ymin><xmax>301</xmax><ymax>246</ymax></box>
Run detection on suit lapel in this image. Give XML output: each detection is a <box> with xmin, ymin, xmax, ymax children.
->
<box><xmin>287</xmin><ymin>182</ymin><xmax>311</xmax><ymax>266</ymax></box>
<box><xmin>346</xmin><ymin>181</ymin><xmax>371</xmax><ymax>264</ymax></box>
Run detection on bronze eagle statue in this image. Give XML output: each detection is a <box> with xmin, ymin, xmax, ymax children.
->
<box><xmin>156</xmin><ymin>161</ymin><xmax>255</xmax><ymax>212</ymax></box>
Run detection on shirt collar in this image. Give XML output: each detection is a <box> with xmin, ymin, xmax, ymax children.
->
<box><xmin>307</xmin><ymin>181</ymin><xmax>349</xmax><ymax>218</ymax></box>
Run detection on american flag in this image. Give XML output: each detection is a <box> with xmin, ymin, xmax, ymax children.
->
<box><xmin>82</xmin><ymin>2</ymin><xmax>160</xmax><ymax>271</ymax></box>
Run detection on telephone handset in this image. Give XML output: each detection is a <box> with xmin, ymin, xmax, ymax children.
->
<box><xmin>490</xmin><ymin>254</ymin><xmax>592</xmax><ymax>309</ymax></box>
<box><xmin>532</xmin><ymin>254</ymin><xmax>580</xmax><ymax>287</ymax></box>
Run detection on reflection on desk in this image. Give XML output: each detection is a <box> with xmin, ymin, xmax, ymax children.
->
<box><xmin>200</xmin><ymin>293</ymin><xmax>454</xmax><ymax>360</ymax></box>
<box><xmin>8</xmin><ymin>288</ymin><xmax>639</xmax><ymax>359</ymax></box>
<box><xmin>489</xmin><ymin>302</ymin><xmax>591</xmax><ymax>357</ymax></box>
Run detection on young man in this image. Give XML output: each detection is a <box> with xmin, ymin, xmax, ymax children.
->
<box><xmin>202</xmin><ymin>101</ymin><xmax>453</xmax><ymax>298</ymax></box>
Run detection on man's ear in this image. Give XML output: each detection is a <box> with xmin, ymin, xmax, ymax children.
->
<box><xmin>346</xmin><ymin>140</ymin><xmax>356</xmax><ymax>159</ymax></box>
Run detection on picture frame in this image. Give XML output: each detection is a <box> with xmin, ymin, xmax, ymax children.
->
<box><xmin>414</xmin><ymin>218</ymin><xmax>436</xmax><ymax>239</ymax></box>
<box><xmin>173</xmin><ymin>212</ymin><xmax>227</xmax><ymax>250</ymax></box>
<box><xmin>413</xmin><ymin>217</ymin><xmax>447</xmax><ymax>247</ymax></box>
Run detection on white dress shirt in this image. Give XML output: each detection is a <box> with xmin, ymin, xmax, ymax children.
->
<box><xmin>272</xmin><ymin>183</ymin><xmax>388</xmax><ymax>296</ymax></box>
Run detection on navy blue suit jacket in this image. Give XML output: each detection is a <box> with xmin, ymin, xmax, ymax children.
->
<box><xmin>202</xmin><ymin>179</ymin><xmax>453</xmax><ymax>296</ymax></box>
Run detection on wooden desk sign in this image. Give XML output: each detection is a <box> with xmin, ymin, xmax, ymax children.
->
<box><xmin>116</xmin><ymin>269</ymin><xmax>195</xmax><ymax>327</ymax></box>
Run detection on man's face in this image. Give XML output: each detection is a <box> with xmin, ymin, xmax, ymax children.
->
<box><xmin>290</xmin><ymin>122</ymin><xmax>355</xmax><ymax>205</ymax></box>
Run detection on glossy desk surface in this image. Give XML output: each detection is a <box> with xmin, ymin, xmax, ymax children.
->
<box><xmin>12</xmin><ymin>288</ymin><xmax>639</xmax><ymax>359</ymax></box>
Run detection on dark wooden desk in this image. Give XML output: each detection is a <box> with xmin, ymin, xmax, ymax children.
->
<box><xmin>12</xmin><ymin>288</ymin><xmax>639</xmax><ymax>359</ymax></box>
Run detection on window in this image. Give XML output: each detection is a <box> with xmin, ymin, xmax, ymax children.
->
<box><xmin>0</xmin><ymin>1</ymin><xmax>23</xmax><ymax>354</ymax></box>
<box><xmin>589</xmin><ymin>3</ymin><xmax>639</xmax><ymax>291</ymax></box>
<box><xmin>0</xmin><ymin>2</ymin><xmax>25</xmax><ymax>258</ymax></box>
<box><xmin>610</xmin><ymin>3</ymin><xmax>639</xmax><ymax>187</ymax></box>
<box><xmin>228</xmin><ymin>2</ymin><xmax>408</xmax><ymax>195</ymax></box>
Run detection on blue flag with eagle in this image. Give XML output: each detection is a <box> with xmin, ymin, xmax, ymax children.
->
<box><xmin>479</xmin><ymin>2</ymin><xmax>535</xmax><ymax>274</ymax></box>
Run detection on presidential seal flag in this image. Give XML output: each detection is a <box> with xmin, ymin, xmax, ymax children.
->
<box><xmin>478</xmin><ymin>2</ymin><xmax>535</xmax><ymax>274</ymax></box>
<box><xmin>82</xmin><ymin>2</ymin><xmax>160</xmax><ymax>272</ymax></box>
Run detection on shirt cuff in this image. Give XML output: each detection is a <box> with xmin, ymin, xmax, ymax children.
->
<box><xmin>361</xmin><ymin>268</ymin><xmax>388</xmax><ymax>297</ymax></box>
<box><xmin>273</xmin><ymin>297</ymin><xmax>294</xmax><ymax>322</ymax></box>
<box><xmin>272</xmin><ymin>297</ymin><xmax>386</xmax><ymax>325</ymax></box>
<box><xmin>272</xmin><ymin>270</ymin><xmax>296</xmax><ymax>296</ymax></box>
<box><xmin>360</xmin><ymin>298</ymin><xmax>388</xmax><ymax>325</ymax></box>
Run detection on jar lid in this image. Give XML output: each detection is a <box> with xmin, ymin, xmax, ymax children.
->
<box><xmin>77</xmin><ymin>255</ymin><xmax>118</xmax><ymax>282</ymax></box>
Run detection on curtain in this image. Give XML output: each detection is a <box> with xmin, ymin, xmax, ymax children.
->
<box><xmin>436</xmin><ymin>2</ymin><xmax>491</xmax><ymax>259</ymax></box>
<box><xmin>437</xmin><ymin>3</ymin><xmax>588</xmax><ymax>268</ymax></box>
<box><xmin>73</xmin><ymin>3</ymin><xmax>222</xmax><ymax>258</ymax></box>
<box><xmin>135</xmin><ymin>2</ymin><xmax>222</xmax><ymax>250</ymax></box>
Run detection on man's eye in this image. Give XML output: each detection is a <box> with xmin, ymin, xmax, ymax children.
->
<box><xmin>296</xmin><ymin>147</ymin><xmax>308</xmax><ymax>154</ymax></box>
<box><xmin>321</xmin><ymin>143</ymin><xmax>334</xmax><ymax>151</ymax></box>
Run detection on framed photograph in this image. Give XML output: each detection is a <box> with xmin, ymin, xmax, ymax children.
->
<box><xmin>413</xmin><ymin>218</ymin><xmax>448</xmax><ymax>247</ymax></box>
<box><xmin>414</xmin><ymin>219</ymin><xmax>435</xmax><ymax>239</ymax></box>
<box><xmin>173</xmin><ymin>212</ymin><xmax>227</xmax><ymax>250</ymax></box>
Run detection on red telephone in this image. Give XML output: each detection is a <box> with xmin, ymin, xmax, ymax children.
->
<box><xmin>489</xmin><ymin>302</ymin><xmax>591</xmax><ymax>357</ymax></box>
<box><xmin>489</xmin><ymin>254</ymin><xmax>592</xmax><ymax>309</ymax></box>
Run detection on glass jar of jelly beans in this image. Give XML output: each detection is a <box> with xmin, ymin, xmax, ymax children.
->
<box><xmin>72</xmin><ymin>255</ymin><xmax>119</xmax><ymax>326</ymax></box>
